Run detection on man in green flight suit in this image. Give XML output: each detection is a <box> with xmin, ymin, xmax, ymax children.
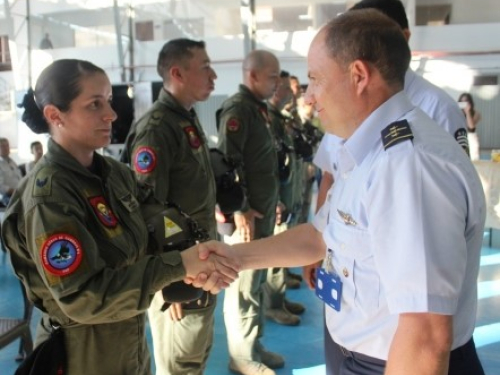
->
<box><xmin>264</xmin><ymin>70</ymin><xmax>306</xmax><ymax>327</ymax></box>
<box><xmin>217</xmin><ymin>49</ymin><xmax>282</xmax><ymax>375</ymax></box>
<box><xmin>122</xmin><ymin>38</ymin><xmax>218</xmax><ymax>375</ymax></box>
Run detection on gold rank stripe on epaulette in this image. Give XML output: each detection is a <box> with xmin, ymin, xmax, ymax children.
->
<box><xmin>454</xmin><ymin>128</ymin><xmax>470</xmax><ymax>153</ymax></box>
<box><xmin>381</xmin><ymin>119</ymin><xmax>414</xmax><ymax>150</ymax></box>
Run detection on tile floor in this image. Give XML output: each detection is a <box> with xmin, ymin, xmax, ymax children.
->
<box><xmin>1</xmin><ymin>239</ymin><xmax>499</xmax><ymax>375</ymax></box>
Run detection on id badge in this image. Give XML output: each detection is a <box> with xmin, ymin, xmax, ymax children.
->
<box><xmin>315</xmin><ymin>267</ymin><xmax>343</xmax><ymax>311</ymax></box>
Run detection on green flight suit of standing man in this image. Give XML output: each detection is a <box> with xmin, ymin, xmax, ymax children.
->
<box><xmin>217</xmin><ymin>50</ymin><xmax>282</xmax><ymax>375</ymax></box>
<box><xmin>122</xmin><ymin>39</ymin><xmax>218</xmax><ymax>375</ymax></box>
<box><xmin>263</xmin><ymin>70</ymin><xmax>306</xmax><ymax>328</ymax></box>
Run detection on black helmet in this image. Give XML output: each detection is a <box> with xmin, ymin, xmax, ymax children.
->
<box><xmin>209</xmin><ymin>148</ymin><xmax>245</xmax><ymax>214</ymax></box>
<box><xmin>141</xmin><ymin>202</ymin><xmax>209</xmax><ymax>305</ymax></box>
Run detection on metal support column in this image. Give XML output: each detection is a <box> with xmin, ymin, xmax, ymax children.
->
<box><xmin>128</xmin><ymin>3</ymin><xmax>134</xmax><ymax>82</ymax></box>
<box><xmin>112</xmin><ymin>0</ymin><xmax>126</xmax><ymax>83</ymax></box>
<box><xmin>240</xmin><ymin>0</ymin><xmax>256</xmax><ymax>56</ymax></box>
<box><xmin>406</xmin><ymin>0</ymin><xmax>416</xmax><ymax>28</ymax></box>
<box><xmin>26</xmin><ymin>0</ymin><xmax>32</xmax><ymax>87</ymax></box>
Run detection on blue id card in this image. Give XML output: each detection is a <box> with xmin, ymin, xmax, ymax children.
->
<box><xmin>315</xmin><ymin>267</ymin><xmax>343</xmax><ymax>311</ymax></box>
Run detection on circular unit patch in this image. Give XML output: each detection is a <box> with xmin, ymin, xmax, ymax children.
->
<box><xmin>226</xmin><ymin>118</ymin><xmax>240</xmax><ymax>132</ymax></box>
<box><xmin>89</xmin><ymin>196</ymin><xmax>118</xmax><ymax>228</ymax></box>
<box><xmin>134</xmin><ymin>146</ymin><xmax>157</xmax><ymax>174</ymax></box>
<box><xmin>184</xmin><ymin>126</ymin><xmax>202</xmax><ymax>149</ymax></box>
<box><xmin>41</xmin><ymin>234</ymin><xmax>83</xmax><ymax>276</ymax></box>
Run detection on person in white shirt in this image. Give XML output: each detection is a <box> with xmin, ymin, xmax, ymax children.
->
<box><xmin>0</xmin><ymin>138</ymin><xmax>22</xmax><ymax>206</ymax></box>
<box><xmin>25</xmin><ymin>141</ymin><xmax>44</xmax><ymax>174</ymax></box>
<box><xmin>195</xmin><ymin>9</ymin><xmax>486</xmax><ymax>375</ymax></box>
<box><xmin>306</xmin><ymin>0</ymin><xmax>470</xmax><ymax>288</ymax></box>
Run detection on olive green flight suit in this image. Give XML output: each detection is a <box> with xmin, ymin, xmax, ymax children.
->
<box><xmin>123</xmin><ymin>89</ymin><xmax>217</xmax><ymax>375</ymax></box>
<box><xmin>217</xmin><ymin>84</ymin><xmax>279</xmax><ymax>362</ymax></box>
<box><xmin>263</xmin><ymin>104</ymin><xmax>297</xmax><ymax>310</ymax></box>
<box><xmin>1</xmin><ymin>139</ymin><xmax>187</xmax><ymax>375</ymax></box>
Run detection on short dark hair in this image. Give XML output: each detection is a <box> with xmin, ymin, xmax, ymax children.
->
<box><xmin>30</xmin><ymin>141</ymin><xmax>42</xmax><ymax>150</ymax></box>
<box><xmin>350</xmin><ymin>0</ymin><xmax>409</xmax><ymax>30</ymax></box>
<box><xmin>280</xmin><ymin>70</ymin><xmax>290</xmax><ymax>78</ymax></box>
<box><xmin>18</xmin><ymin>59</ymin><xmax>105</xmax><ymax>134</ymax></box>
<box><xmin>323</xmin><ymin>8</ymin><xmax>410</xmax><ymax>89</ymax></box>
<box><xmin>157</xmin><ymin>38</ymin><xmax>206</xmax><ymax>79</ymax></box>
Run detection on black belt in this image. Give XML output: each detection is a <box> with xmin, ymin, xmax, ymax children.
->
<box><xmin>338</xmin><ymin>337</ymin><xmax>476</xmax><ymax>365</ymax></box>
<box><xmin>450</xmin><ymin>337</ymin><xmax>475</xmax><ymax>359</ymax></box>
<box><xmin>337</xmin><ymin>344</ymin><xmax>385</xmax><ymax>365</ymax></box>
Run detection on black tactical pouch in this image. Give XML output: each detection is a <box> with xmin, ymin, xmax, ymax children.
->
<box><xmin>141</xmin><ymin>202</ymin><xmax>209</xmax><ymax>307</ymax></box>
<box><xmin>15</xmin><ymin>324</ymin><xmax>66</xmax><ymax>375</ymax></box>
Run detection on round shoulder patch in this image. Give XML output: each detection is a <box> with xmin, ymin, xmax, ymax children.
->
<box><xmin>41</xmin><ymin>234</ymin><xmax>83</xmax><ymax>276</ymax></box>
<box><xmin>134</xmin><ymin>146</ymin><xmax>157</xmax><ymax>174</ymax></box>
<box><xmin>226</xmin><ymin>118</ymin><xmax>240</xmax><ymax>132</ymax></box>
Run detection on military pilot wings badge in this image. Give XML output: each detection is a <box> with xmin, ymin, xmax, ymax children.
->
<box><xmin>337</xmin><ymin>209</ymin><xmax>357</xmax><ymax>226</ymax></box>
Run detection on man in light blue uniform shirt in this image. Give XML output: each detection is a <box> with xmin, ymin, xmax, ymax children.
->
<box><xmin>199</xmin><ymin>8</ymin><xmax>486</xmax><ymax>375</ymax></box>
<box><xmin>307</xmin><ymin>0</ymin><xmax>469</xmax><ymax>290</ymax></box>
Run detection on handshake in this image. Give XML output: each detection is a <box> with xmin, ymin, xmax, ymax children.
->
<box><xmin>180</xmin><ymin>241</ymin><xmax>239</xmax><ymax>295</ymax></box>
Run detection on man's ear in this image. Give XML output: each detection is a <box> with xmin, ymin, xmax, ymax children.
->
<box><xmin>249</xmin><ymin>69</ymin><xmax>259</xmax><ymax>84</ymax></box>
<box><xmin>403</xmin><ymin>28</ymin><xmax>411</xmax><ymax>42</ymax></box>
<box><xmin>43</xmin><ymin>104</ymin><xmax>62</xmax><ymax>126</ymax></box>
<box><xmin>170</xmin><ymin>65</ymin><xmax>183</xmax><ymax>84</ymax></box>
<box><xmin>350</xmin><ymin>60</ymin><xmax>370</xmax><ymax>95</ymax></box>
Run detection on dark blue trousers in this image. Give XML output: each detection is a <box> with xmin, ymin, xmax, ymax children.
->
<box><xmin>325</xmin><ymin>325</ymin><xmax>485</xmax><ymax>375</ymax></box>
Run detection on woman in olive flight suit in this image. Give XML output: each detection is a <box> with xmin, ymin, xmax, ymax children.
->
<box><xmin>2</xmin><ymin>59</ymin><xmax>236</xmax><ymax>375</ymax></box>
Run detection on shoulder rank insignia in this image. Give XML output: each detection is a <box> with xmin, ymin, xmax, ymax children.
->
<box><xmin>134</xmin><ymin>146</ymin><xmax>157</xmax><ymax>174</ymax></box>
<box><xmin>337</xmin><ymin>209</ymin><xmax>357</xmax><ymax>226</ymax></box>
<box><xmin>454</xmin><ymin>128</ymin><xmax>470</xmax><ymax>155</ymax></box>
<box><xmin>41</xmin><ymin>233</ymin><xmax>83</xmax><ymax>276</ymax></box>
<box><xmin>89</xmin><ymin>196</ymin><xmax>118</xmax><ymax>228</ymax></box>
<box><xmin>183</xmin><ymin>126</ymin><xmax>202</xmax><ymax>149</ymax></box>
<box><xmin>33</xmin><ymin>168</ymin><xmax>54</xmax><ymax>197</ymax></box>
<box><xmin>226</xmin><ymin>118</ymin><xmax>240</xmax><ymax>132</ymax></box>
<box><xmin>381</xmin><ymin>120</ymin><xmax>413</xmax><ymax>150</ymax></box>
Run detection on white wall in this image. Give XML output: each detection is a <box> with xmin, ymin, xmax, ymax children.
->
<box><xmin>4</xmin><ymin>21</ymin><xmax>500</xmax><ymax>157</ymax></box>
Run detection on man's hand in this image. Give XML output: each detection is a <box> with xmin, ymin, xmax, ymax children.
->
<box><xmin>196</xmin><ymin>240</ymin><xmax>237</xmax><ymax>262</ymax></box>
<box><xmin>167</xmin><ymin>303</ymin><xmax>184</xmax><ymax>321</ymax></box>
<box><xmin>303</xmin><ymin>260</ymin><xmax>322</xmax><ymax>290</ymax></box>
<box><xmin>181</xmin><ymin>242</ymin><xmax>239</xmax><ymax>294</ymax></box>
<box><xmin>234</xmin><ymin>208</ymin><xmax>263</xmax><ymax>242</ymax></box>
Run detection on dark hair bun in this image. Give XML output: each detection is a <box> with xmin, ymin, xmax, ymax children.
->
<box><xmin>18</xmin><ymin>88</ymin><xmax>49</xmax><ymax>134</ymax></box>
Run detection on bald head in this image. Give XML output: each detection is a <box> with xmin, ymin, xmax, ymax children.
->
<box><xmin>242</xmin><ymin>50</ymin><xmax>280</xmax><ymax>101</ymax></box>
<box><xmin>243</xmin><ymin>50</ymin><xmax>278</xmax><ymax>72</ymax></box>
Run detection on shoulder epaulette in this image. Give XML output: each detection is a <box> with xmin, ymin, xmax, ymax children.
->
<box><xmin>454</xmin><ymin>128</ymin><xmax>470</xmax><ymax>154</ymax></box>
<box><xmin>381</xmin><ymin>120</ymin><xmax>413</xmax><ymax>150</ymax></box>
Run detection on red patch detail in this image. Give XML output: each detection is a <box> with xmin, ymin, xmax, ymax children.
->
<box><xmin>226</xmin><ymin>118</ymin><xmax>240</xmax><ymax>132</ymax></box>
<box><xmin>89</xmin><ymin>196</ymin><xmax>118</xmax><ymax>228</ymax></box>
<box><xmin>134</xmin><ymin>146</ymin><xmax>157</xmax><ymax>174</ymax></box>
<box><xmin>183</xmin><ymin>126</ymin><xmax>202</xmax><ymax>149</ymax></box>
<box><xmin>41</xmin><ymin>234</ymin><xmax>83</xmax><ymax>276</ymax></box>
<box><xmin>259</xmin><ymin>107</ymin><xmax>270</xmax><ymax>123</ymax></box>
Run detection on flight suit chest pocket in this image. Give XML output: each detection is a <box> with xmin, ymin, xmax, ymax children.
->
<box><xmin>330</xmin><ymin>219</ymin><xmax>380</xmax><ymax>316</ymax></box>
